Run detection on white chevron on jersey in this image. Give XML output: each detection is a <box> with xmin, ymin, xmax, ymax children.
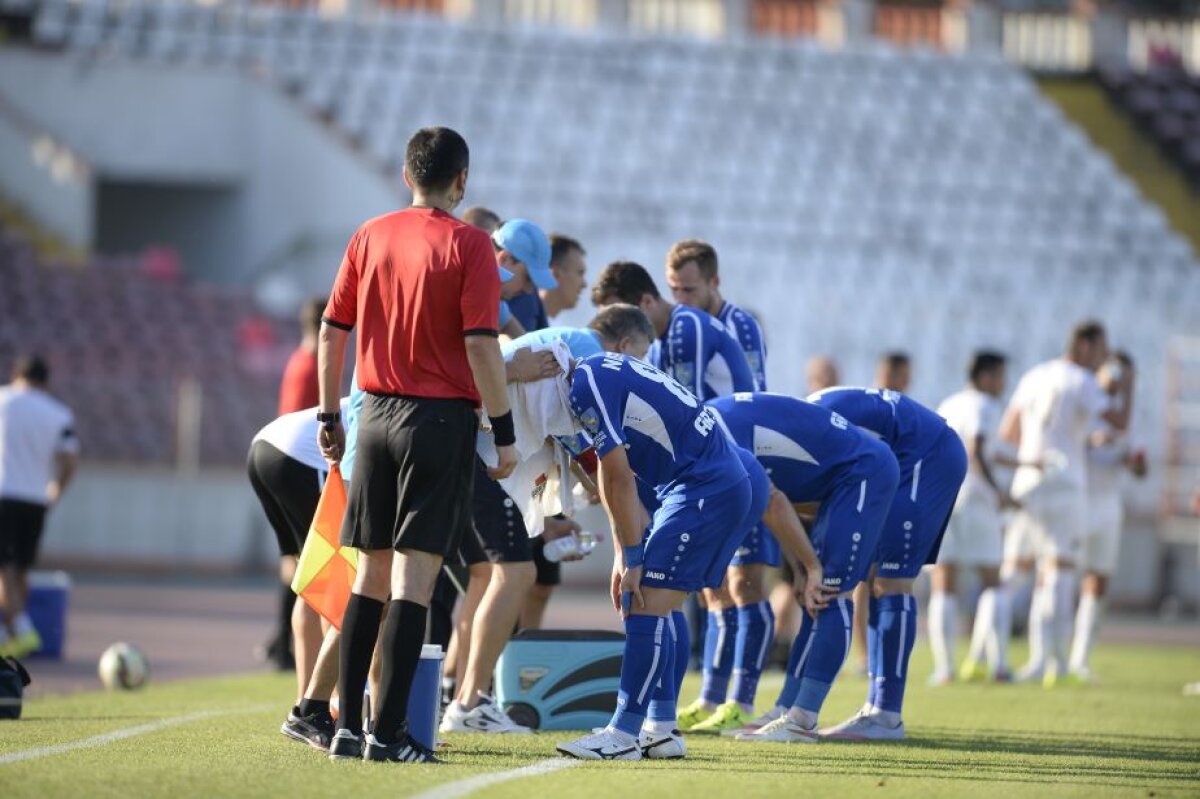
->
<box><xmin>753</xmin><ymin>425</ymin><xmax>819</xmax><ymax>465</ymax></box>
<box><xmin>624</xmin><ymin>392</ymin><xmax>675</xmax><ymax>458</ymax></box>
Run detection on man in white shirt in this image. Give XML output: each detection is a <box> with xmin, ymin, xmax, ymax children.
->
<box><xmin>929</xmin><ymin>352</ymin><xmax>1022</xmax><ymax>684</ymax></box>
<box><xmin>0</xmin><ymin>356</ymin><xmax>79</xmax><ymax>657</ymax></box>
<box><xmin>1069</xmin><ymin>352</ymin><xmax>1146</xmax><ymax>682</ymax></box>
<box><xmin>998</xmin><ymin>321</ymin><xmax>1132</xmax><ymax>685</ymax></box>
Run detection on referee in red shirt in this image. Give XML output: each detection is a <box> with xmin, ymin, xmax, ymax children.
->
<box><xmin>316</xmin><ymin>127</ymin><xmax>517</xmax><ymax>764</ymax></box>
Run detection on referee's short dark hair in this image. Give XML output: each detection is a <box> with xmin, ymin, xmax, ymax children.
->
<box><xmin>12</xmin><ymin>354</ymin><xmax>49</xmax><ymax>384</ymax></box>
<box><xmin>968</xmin><ymin>351</ymin><xmax>1006</xmax><ymax>384</ymax></box>
<box><xmin>405</xmin><ymin>127</ymin><xmax>470</xmax><ymax>191</ymax></box>
<box><xmin>591</xmin><ymin>261</ymin><xmax>660</xmax><ymax>307</ymax></box>
<box><xmin>589</xmin><ymin>304</ymin><xmax>655</xmax><ymax>345</ymax></box>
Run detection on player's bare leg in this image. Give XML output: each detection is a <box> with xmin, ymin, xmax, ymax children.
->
<box><xmin>960</xmin><ymin>565</ymin><xmax>1008</xmax><ymax>681</ymax></box>
<box><xmin>520</xmin><ymin>583</ymin><xmax>554</xmax><ymax>630</ymax></box>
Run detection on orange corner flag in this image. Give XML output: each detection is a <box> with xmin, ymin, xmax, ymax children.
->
<box><xmin>291</xmin><ymin>464</ymin><xmax>357</xmax><ymax>629</ymax></box>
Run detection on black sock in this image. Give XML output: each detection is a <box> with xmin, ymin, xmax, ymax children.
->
<box><xmin>279</xmin><ymin>584</ymin><xmax>297</xmax><ymax>648</ymax></box>
<box><xmin>336</xmin><ymin>594</ymin><xmax>384</xmax><ymax>734</ymax></box>
<box><xmin>373</xmin><ymin>599</ymin><xmax>429</xmax><ymax>745</ymax></box>
<box><xmin>297</xmin><ymin>698</ymin><xmax>329</xmax><ymax>717</ymax></box>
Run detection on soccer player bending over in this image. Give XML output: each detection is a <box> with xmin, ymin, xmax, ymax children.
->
<box><xmin>557</xmin><ymin>353</ymin><xmax>765</xmax><ymax>761</ymax></box>
<box><xmin>803</xmin><ymin>386</ymin><xmax>967</xmax><ymax>741</ymax></box>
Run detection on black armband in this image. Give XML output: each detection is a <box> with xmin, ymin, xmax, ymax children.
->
<box><xmin>489</xmin><ymin>411</ymin><xmax>516</xmax><ymax>447</ymax></box>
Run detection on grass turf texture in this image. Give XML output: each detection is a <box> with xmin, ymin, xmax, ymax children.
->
<box><xmin>1</xmin><ymin>642</ymin><xmax>1197</xmax><ymax>798</ymax></box>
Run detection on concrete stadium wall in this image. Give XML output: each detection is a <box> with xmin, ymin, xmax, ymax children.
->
<box><xmin>0</xmin><ymin>49</ymin><xmax>403</xmax><ymax>290</ymax></box>
<box><xmin>0</xmin><ymin>107</ymin><xmax>93</xmax><ymax>247</ymax></box>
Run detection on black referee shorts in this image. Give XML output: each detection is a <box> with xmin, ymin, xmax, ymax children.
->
<box><xmin>246</xmin><ymin>440</ymin><xmax>324</xmax><ymax>558</ymax></box>
<box><xmin>0</xmin><ymin>498</ymin><xmax>48</xmax><ymax>569</ymax></box>
<box><xmin>342</xmin><ymin>393</ymin><xmax>478</xmax><ymax>556</ymax></box>
<box><xmin>458</xmin><ymin>456</ymin><xmax>533</xmax><ymax>566</ymax></box>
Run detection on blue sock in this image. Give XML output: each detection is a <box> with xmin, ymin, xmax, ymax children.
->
<box><xmin>732</xmin><ymin>600</ymin><xmax>775</xmax><ymax>707</ymax></box>
<box><xmin>671</xmin><ymin>609</ymin><xmax>689</xmax><ymax>697</ymax></box>
<box><xmin>866</xmin><ymin>595</ymin><xmax>882</xmax><ymax>708</ymax></box>
<box><xmin>611</xmin><ymin>615</ymin><xmax>670</xmax><ymax>736</ymax></box>
<box><xmin>795</xmin><ymin>596</ymin><xmax>854</xmax><ymax>716</ymax></box>
<box><xmin>647</xmin><ymin>612</ymin><xmax>679</xmax><ymax>723</ymax></box>
<box><xmin>775</xmin><ymin>611</ymin><xmax>814</xmax><ymax>709</ymax></box>
<box><xmin>700</xmin><ymin>607</ymin><xmax>738</xmax><ymax>704</ymax></box>
<box><xmin>876</xmin><ymin>593</ymin><xmax>917</xmax><ymax>715</ymax></box>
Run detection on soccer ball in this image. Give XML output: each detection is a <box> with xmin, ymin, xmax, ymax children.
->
<box><xmin>98</xmin><ymin>643</ymin><xmax>150</xmax><ymax>690</ymax></box>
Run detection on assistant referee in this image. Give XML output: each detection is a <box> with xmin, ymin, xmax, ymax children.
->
<box><xmin>316</xmin><ymin>127</ymin><xmax>517</xmax><ymax>764</ymax></box>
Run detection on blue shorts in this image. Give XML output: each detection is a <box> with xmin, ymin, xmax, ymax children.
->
<box><xmin>729</xmin><ymin>447</ymin><xmax>778</xmax><ymax>567</ymax></box>
<box><xmin>808</xmin><ymin>442</ymin><xmax>900</xmax><ymax>594</ymax></box>
<box><xmin>641</xmin><ymin>473</ymin><xmax>755</xmax><ymax>593</ymax></box>
<box><xmin>875</xmin><ymin>428</ymin><xmax>968</xmax><ymax>579</ymax></box>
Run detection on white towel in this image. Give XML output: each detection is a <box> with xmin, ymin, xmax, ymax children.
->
<box><xmin>477</xmin><ymin>339</ymin><xmax>578</xmax><ymax>537</ymax></box>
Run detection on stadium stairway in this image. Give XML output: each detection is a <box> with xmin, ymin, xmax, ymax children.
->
<box><xmin>1038</xmin><ymin>76</ymin><xmax>1200</xmax><ymax>257</ymax></box>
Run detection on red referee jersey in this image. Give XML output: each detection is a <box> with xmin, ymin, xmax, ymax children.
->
<box><xmin>323</xmin><ymin>207</ymin><xmax>500</xmax><ymax>405</ymax></box>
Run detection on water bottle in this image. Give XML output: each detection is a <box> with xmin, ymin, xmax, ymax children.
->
<box><xmin>542</xmin><ymin>534</ymin><xmax>579</xmax><ymax>563</ymax></box>
<box><xmin>543</xmin><ymin>531</ymin><xmax>600</xmax><ymax>562</ymax></box>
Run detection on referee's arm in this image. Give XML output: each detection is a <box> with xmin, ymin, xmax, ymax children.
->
<box><xmin>316</xmin><ymin>236</ymin><xmax>359</xmax><ymax>463</ymax></box>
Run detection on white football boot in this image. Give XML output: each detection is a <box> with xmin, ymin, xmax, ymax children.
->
<box><xmin>639</xmin><ymin>728</ymin><xmax>686</xmax><ymax>759</ymax></box>
<box><xmin>438</xmin><ymin>694</ymin><xmax>533</xmax><ymax>734</ymax></box>
<box><xmin>734</xmin><ymin>715</ymin><xmax>818</xmax><ymax>744</ymax></box>
<box><xmin>557</xmin><ymin>729</ymin><xmax>642</xmax><ymax>760</ymax></box>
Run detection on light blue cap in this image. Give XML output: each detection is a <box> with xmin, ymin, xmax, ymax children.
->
<box><xmin>492</xmin><ymin>218</ymin><xmax>555</xmax><ymax>290</ymax></box>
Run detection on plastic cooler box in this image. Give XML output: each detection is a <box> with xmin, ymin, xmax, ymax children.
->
<box><xmin>495</xmin><ymin>630</ymin><xmax>625</xmax><ymax>731</ymax></box>
<box><xmin>26</xmin><ymin>571</ymin><xmax>71</xmax><ymax>659</ymax></box>
<box><xmin>363</xmin><ymin>644</ymin><xmax>443</xmax><ymax>749</ymax></box>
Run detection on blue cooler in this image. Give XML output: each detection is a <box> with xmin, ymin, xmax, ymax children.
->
<box><xmin>26</xmin><ymin>571</ymin><xmax>70</xmax><ymax>659</ymax></box>
<box><xmin>495</xmin><ymin>630</ymin><xmax>624</xmax><ymax>731</ymax></box>
<box><xmin>365</xmin><ymin>644</ymin><xmax>443</xmax><ymax>749</ymax></box>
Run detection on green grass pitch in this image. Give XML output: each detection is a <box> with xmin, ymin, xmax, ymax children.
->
<box><xmin>2</xmin><ymin>642</ymin><xmax>1197</xmax><ymax>798</ymax></box>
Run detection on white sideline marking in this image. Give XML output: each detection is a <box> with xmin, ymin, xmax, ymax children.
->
<box><xmin>0</xmin><ymin>703</ymin><xmax>274</xmax><ymax>765</ymax></box>
<box><xmin>410</xmin><ymin>757</ymin><xmax>580</xmax><ymax>799</ymax></box>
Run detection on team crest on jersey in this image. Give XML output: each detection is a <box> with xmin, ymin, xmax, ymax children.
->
<box><xmin>531</xmin><ymin>473</ymin><xmax>548</xmax><ymax>501</ymax></box>
<box><xmin>579</xmin><ymin>407</ymin><xmax>601</xmax><ymax>435</ymax></box>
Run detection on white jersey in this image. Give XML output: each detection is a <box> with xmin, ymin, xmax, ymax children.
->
<box><xmin>0</xmin><ymin>385</ymin><xmax>79</xmax><ymax>505</ymax></box>
<box><xmin>252</xmin><ymin>398</ymin><xmax>350</xmax><ymax>472</ymax></box>
<box><xmin>937</xmin><ymin>387</ymin><xmax>1001</xmax><ymax>504</ymax></box>
<box><xmin>1008</xmin><ymin>359</ymin><xmax>1109</xmax><ymax>498</ymax></box>
<box><xmin>1087</xmin><ymin>416</ymin><xmax>1136</xmax><ymax>499</ymax></box>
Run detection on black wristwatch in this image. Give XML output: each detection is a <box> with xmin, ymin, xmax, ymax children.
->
<box><xmin>316</xmin><ymin>411</ymin><xmax>341</xmax><ymax>431</ymax></box>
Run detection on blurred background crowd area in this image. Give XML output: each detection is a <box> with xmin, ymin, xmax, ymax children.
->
<box><xmin>0</xmin><ymin>0</ymin><xmax>1196</xmax><ymax>609</ymax></box>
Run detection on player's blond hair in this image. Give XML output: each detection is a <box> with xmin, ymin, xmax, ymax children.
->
<box><xmin>666</xmin><ymin>239</ymin><xmax>718</xmax><ymax>280</ymax></box>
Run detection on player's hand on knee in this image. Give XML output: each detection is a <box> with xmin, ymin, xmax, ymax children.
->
<box><xmin>619</xmin><ymin>565</ymin><xmax>645</xmax><ymax>618</ymax></box>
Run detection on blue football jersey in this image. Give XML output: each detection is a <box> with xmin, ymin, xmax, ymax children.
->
<box><xmin>708</xmin><ymin>392</ymin><xmax>880</xmax><ymax>503</ymax></box>
<box><xmin>570</xmin><ymin>352</ymin><xmax>743</xmax><ymax>499</ymax></box>
<box><xmin>502</xmin><ymin>326</ymin><xmax>603</xmax><ymax>361</ymax></box>
<box><xmin>506</xmin><ymin>290</ymin><xmax>549</xmax><ymax>332</ymax></box>
<box><xmin>807</xmin><ymin>387</ymin><xmax>950</xmax><ymax>466</ymax></box>
<box><xmin>650</xmin><ymin>304</ymin><xmax>755</xmax><ymax>401</ymax></box>
<box><xmin>717</xmin><ymin>301</ymin><xmax>767</xmax><ymax>391</ymax></box>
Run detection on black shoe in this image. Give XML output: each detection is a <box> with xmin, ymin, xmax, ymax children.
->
<box><xmin>363</xmin><ymin>733</ymin><xmax>442</xmax><ymax>764</ymax></box>
<box><xmin>328</xmin><ymin>729</ymin><xmax>364</xmax><ymax>761</ymax></box>
<box><xmin>281</xmin><ymin>707</ymin><xmax>334</xmax><ymax>751</ymax></box>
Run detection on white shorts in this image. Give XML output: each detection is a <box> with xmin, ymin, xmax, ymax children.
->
<box><xmin>1007</xmin><ymin>488</ymin><xmax>1086</xmax><ymax>564</ymax></box>
<box><xmin>1080</xmin><ymin>495</ymin><xmax>1123</xmax><ymax>576</ymax></box>
<box><xmin>939</xmin><ymin>497</ymin><xmax>1003</xmax><ymax>568</ymax></box>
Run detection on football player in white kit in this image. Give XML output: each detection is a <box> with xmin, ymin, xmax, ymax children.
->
<box><xmin>998</xmin><ymin>321</ymin><xmax>1132</xmax><ymax>686</ymax></box>
<box><xmin>929</xmin><ymin>352</ymin><xmax>1025</xmax><ymax>684</ymax></box>
<box><xmin>1068</xmin><ymin>352</ymin><xmax>1146</xmax><ymax>682</ymax></box>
